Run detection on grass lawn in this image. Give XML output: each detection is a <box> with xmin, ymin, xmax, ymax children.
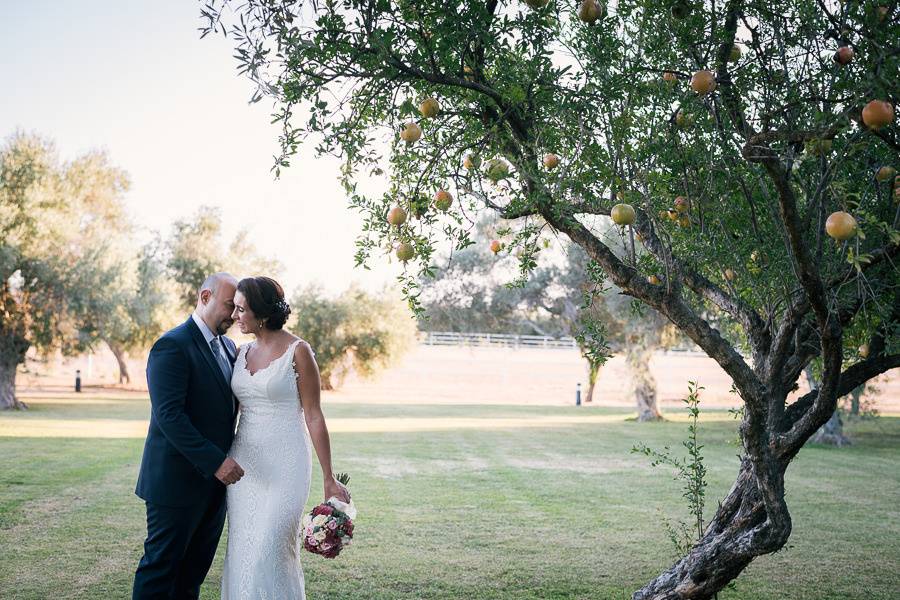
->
<box><xmin>1</xmin><ymin>391</ymin><xmax>898</xmax><ymax>599</ymax></box>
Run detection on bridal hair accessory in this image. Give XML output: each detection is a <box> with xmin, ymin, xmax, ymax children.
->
<box><xmin>301</xmin><ymin>472</ymin><xmax>355</xmax><ymax>559</ymax></box>
<box><xmin>274</xmin><ymin>299</ymin><xmax>291</xmax><ymax>314</ymax></box>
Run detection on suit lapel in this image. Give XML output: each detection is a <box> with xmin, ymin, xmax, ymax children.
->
<box><xmin>186</xmin><ymin>317</ymin><xmax>233</xmax><ymax>399</ymax></box>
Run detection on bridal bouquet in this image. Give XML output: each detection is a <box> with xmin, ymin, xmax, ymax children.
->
<box><xmin>301</xmin><ymin>473</ymin><xmax>356</xmax><ymax>559</ymax></box>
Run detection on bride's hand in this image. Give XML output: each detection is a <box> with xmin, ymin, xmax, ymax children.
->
<box><xmin>324</xmin><ymin>475</ymin><xmax>351</xmax><ymax>503</ymax></box>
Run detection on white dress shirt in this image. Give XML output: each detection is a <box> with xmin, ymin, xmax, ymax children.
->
<box><xmin>192</xmin><ymin>312</ymin><xmax>230</xmax><ymax>363</ymax></box>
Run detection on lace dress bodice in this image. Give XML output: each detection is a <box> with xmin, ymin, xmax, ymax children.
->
<box><xmin>232</xmin><ymin>340</ymin><xmax>305</xmax><ymax>423</ymax></box>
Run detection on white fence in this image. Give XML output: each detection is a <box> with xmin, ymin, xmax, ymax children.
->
<box><xmin>418</xmin><ymin>331</ymin><xmax>578</xmax><ymax>349</ymax></box>
<box><xmin>418</xmin><ymin>331</ymin><xmax>709</xmax><ymax>355</ymax></box>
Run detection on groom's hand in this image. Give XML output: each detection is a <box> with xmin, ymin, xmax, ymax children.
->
<box><xmin>215</xmin><ymin>457</ymin><xmax>244</xmax><ymax>485</ymax></box>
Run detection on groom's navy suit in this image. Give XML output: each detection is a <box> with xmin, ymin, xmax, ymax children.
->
<box><xmin>132</xmin><ymin>316</ymin><xmax>238</xmax><ymax>600</ymax></box>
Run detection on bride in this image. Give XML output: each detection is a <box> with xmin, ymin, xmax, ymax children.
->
<box><xmin>222</xmin><ymin>276</ymin><xmax>350</xmax><ymax>599</ymax></box>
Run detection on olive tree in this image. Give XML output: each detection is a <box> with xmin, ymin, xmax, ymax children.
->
<box><xmin>420</xmin><ymin>220</ymin><xmax>672</xmax><ymax>414</ymax></box>
<box><xmin>75</xmin><ymin>238</ymin><xmax>177</xmax><ymax>384</ymax></box>
<box><xmin>202</xmin><ymin>1</ymin><xmax>899</xmax><ymax>596</ymax></box>
<box><xmin>0</xmin><ymin>133</ymin><xmax>133</xmax><ymax>407</ymax></box>
<box><xmin>167</xmin><ymin>206</ymin><xmax>283</xmax><ymax>312</ymax></box>
<box><xmin>290</xmin><ymin>284</ymin><xmax>416</xmax><ymax>389</ymax></box>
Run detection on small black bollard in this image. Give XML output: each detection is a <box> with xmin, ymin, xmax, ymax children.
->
<box><xmin>576</xmin><ymin>382</ymin><xmax>581</xmax><ymax>406</ymax></box>
<box><xmin>75</xmin><ymin>369</ymin><xmax>82</xmax><ymax>393</ymax></box>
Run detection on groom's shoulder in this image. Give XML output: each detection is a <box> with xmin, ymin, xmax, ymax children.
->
<box><xmin>151</xmin><ymin>319</ymin><xmax>193</xmax><ymax>351</ymax></box>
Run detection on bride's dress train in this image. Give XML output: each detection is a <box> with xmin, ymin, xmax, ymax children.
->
<box><xmin>222</xmin><ymin>339</ymin><xmax>311</xmax><ymax>599</ymax></box>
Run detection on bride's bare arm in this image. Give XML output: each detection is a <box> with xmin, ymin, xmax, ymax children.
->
<box><xmin>295</xmin><ymin>341</ymin><xmax>350</xmax><ymax>501</ymax></box>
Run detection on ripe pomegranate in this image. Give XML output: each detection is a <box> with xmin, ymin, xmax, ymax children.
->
<box><xmin>833</xmin><ymin>46</ymin><xmax>854</xmax><ymax>65</ymax></box>
<box><xmin>825</xmin><ymin>211</ymin><xmax>858</xmax><ymax>240</ymax></box>
<box><xmin>387</xmin><ymin>206</ymin><xmax>407</xmax><ymax>226</ymax></box>
<box><xmin>690</xmin><ymin>70</ymin><xmax>716</xmax><ymax>95</ymax></box>
<box><xmin>400</xmin><ymin>122</ymin><xmax>422</xmax><ymax>143</ymax></box>
<box><xmin>419</xmin><ymin>97</ymin><xmax>440</xmax><ymax>118</ymax></box>
<box><xmin>578</xmin><ymin>0</ymin><xmax>604</xmax><ymax>24</ymax></box>
<box><xmin>861</xmin><ymin>100</ymin><xmax>894</xmax><ymax>130</ymax></box>
<box><xmin>434</xmin><ymin>189</ymin><xmax>453</xmax><ymax>212</ymax></box>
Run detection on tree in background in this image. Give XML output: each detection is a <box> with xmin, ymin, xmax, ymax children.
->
<box><xmin>167</xmin><ymin>206</ymin><xmax>283</xmax><ymax>312</ymax></box>
<box><xmin>2</xmin><ymin>139</ymin><xmax>283</xmax><ymax>393</ymax></box>
<box><xmin>515</xmin><ymin>239</ymin><xmax>675</xmax><ymax>419</ymax></box>
<box><xmin>419</xmin><ymin>218</ymin><xmax>560</xmax><ymax>333</ymax></box>
<box><xmin>55</xmin><ymin>150</ymin><xmax>176</xmax><ymax>386</ymax></box>
<box><xmin>74</xmin><ymin>238</ymin><xmax>177</xmax><ymax>384</ymax></box>
<box><xmin>208</xmin><ymin>1</ymin><xmax>899</xmax><ymax>595</ymax></box>
<box><xmin>421</xmin><ymin>218</ymin><xmax>675</xmax><ymax>417</ymax></box>
<box><xmin>290</xmin><ymin>284</ymin><xmax>416</xmax><ymax>390</ymax></box>
<box><xmin>0</xmin><ymin>133</ymin><xmax>133</xmax><ymax>408</ymax></box>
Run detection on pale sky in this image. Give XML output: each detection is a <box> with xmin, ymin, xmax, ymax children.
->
<box><xmin>0</xmin><ymin>0</ymin><xmax>399</xmax><ymax>294</ymax></box>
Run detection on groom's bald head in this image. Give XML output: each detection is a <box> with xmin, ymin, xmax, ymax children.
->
<box><xmin>196</xmin><ymin>272</ymin><xmax>238</xmax><ymax>335</ymax></box>
<box><xmin>199</xmin><ymin>272</ymin><xmax>238</xmax><ymax>297</ymax></box>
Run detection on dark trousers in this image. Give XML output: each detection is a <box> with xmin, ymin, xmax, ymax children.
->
<box><xmin>132</xmin><ymin>492</ymin><xmax>226</xmax><ymax>600</ymax></box>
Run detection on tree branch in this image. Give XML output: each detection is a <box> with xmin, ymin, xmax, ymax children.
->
<box><xmin>544</xmin><ymin>207</ymin><xmax>767</xmax><ymax>406</ymax></box>
<box><xmin>743</xmin><ymin>134</ymin><xmax>844</xmax><ymax>454</ymax></box>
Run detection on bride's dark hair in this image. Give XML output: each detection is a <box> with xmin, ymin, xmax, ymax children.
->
<box><xmin>237</xmin><ymin>276</ymin><xmax>291</xmax><ymax>330</ymax></box>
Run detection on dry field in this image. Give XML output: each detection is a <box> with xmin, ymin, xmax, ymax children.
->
<box><xmin>19</xmin><ymin>343</ymin><xmax>900</xmax><ymax>414</ymax></box>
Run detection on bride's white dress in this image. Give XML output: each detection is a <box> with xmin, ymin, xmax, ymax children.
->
<box><xmin>222</xmin><ymin>339</ymin><xmax>312</xmax><ymax>600</ymax></box>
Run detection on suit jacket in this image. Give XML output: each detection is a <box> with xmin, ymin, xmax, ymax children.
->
<box><xmin>135</xmin><ymin>317</ymin><xmax>238</xmax><ymax>507</ymax></box>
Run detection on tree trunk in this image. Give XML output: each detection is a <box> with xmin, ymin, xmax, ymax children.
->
<box><xmin>0</xmin><ymin>336</ymin><xmax>29</xmax><ymax>410</ymax></box>
<box><xmin>584</xmin><ymin>360</ymin><xmax>601</xmax><ymax>403</ymax></box>
<box><xmin>849</xmin><ymin>384</ymin><xmax>863</xmax><ymax>416</ymax></box>
<box><xmin>633</xmin><ymin>459</ymin><xmax>791</xmax><ymax>599</ymax></box>
<box><xmin>106</xmin><ymin>341</ymin><xmax>131</xmax><ymax>385</ymax></box>
<box><xmin>811</xmin><ymin>410</ymin><xmax>851</xmax><ymax>447</ymax></box>
<box><xmin>805</xmin><ymin>366</ymin><xmax>850</xmax><ymax>446</ymax></box>
<box><xmin>626</xmin><ymin>346</ymin><xmax>661</xmax><ymax>421</ymax></box>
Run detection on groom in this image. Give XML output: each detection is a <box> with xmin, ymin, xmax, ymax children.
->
<box><xmin>132</xmin><ymin>273</ymin><xmax>244</xmax><ymax>599</ymax></box>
